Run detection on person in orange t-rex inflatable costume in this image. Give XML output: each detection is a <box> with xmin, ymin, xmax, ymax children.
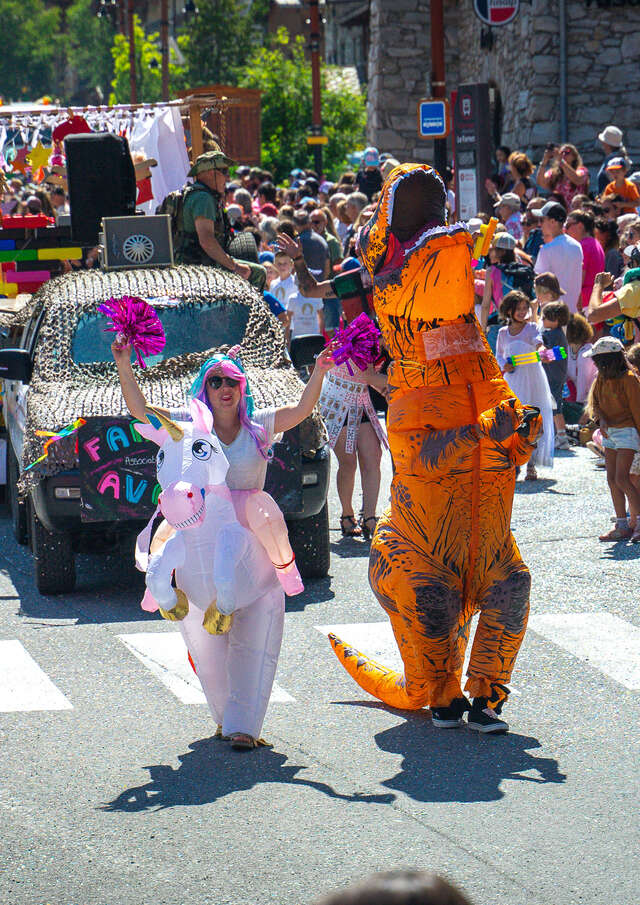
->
<box><xmin>328</xmin><ymin>164</ymin><xmax>543</xmax><ymax>734</ymax></box>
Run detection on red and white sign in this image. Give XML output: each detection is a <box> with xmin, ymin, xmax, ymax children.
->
<box><xmin>473</xmin><ymin>0</ymin><xmax>519</xmax><ymax>26</ymax></box>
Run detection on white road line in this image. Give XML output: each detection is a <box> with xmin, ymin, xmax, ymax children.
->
<box><xmin>529</xmin><ymin>612</ymin><xmax>640</xmax><ymax>691</ymax></box>
<box><xmin>0</xmin><ymin>640</ymin><xmax>73</xmax><ymax>712</ymax></box>
<box><xmin>118</xmin><ymin>632</ymin><xmax>294</xmax><ymax>704</ymax></box>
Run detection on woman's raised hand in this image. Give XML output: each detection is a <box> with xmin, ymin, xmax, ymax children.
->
<box><xmin>111</xmin><ymin>337</ymin><xmax>133</xmax><ymax>367</ymax></box>
<box><xmin>314</xmin><ymin>342</ymin><xmax>338</xmax><ymax>373</ymax></box>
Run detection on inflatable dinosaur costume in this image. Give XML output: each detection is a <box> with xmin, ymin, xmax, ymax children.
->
<box><xmin>328</xmin><ymin>164</ymin><xmax>542</xmax><ymax>730</ymax></box>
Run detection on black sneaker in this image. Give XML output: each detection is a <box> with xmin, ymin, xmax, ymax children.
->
<box><xmin>466</xmin><ymin>697</ymin><xmax>509</xmax><ymax>733</ymax></box>
<box><xmin>431</xmin><ymin>697</ymin><xmax>470</xmax><ymax>729</ymax></box>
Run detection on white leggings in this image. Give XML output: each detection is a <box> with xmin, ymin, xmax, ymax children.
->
<box><xmin>178</xmin><ymin>587</ymin><xmax>285</xmax><ymax>739</ymax></box>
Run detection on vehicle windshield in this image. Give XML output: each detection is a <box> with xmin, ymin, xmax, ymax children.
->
<box><xmin>70</xmin><ymin>297</ymin><xmax>250</xmax><ymax>366</ymax></box>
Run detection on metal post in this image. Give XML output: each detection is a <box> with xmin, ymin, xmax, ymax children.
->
<box><xmin>559</xmin><ymin>0</ymin><xmax>568</xmax><ymax>143</ymax></box>
<box><xmin>309</xmin><ymin>0</ymin><xmax>323</xmax><ymax>174</ymax></box>
<box><xmin>430</xmin><ymin>0</ymin><xmax>447</xmax><ymax>177</ymax></box>
<box><xmin>128</xmin><ymin>0</ymin><xmax>137</xmax><ymax>104</ymax></box>
<box><xmin>161</xmin><ymin>0</ymin><xmax>170</xmax><ymax>101</ymax></box>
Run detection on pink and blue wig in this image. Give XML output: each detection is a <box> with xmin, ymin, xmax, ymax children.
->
<box><xmin>189</xmin><ymin>352</ymin><xmax>271</xmax><ymax>459</ymax></box>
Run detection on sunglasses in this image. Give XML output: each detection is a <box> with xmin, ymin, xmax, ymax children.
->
<box><xmin>207</xmin><ymin>375</ymin><xmax>240</xmax><ymax>389</ymax></box>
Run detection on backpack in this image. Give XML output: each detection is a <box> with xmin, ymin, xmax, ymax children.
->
<box><xmin>156</xmin><ymin>182</ymin><xmax>230</xmax><ymax>261</ymax></box>
<box><xmin>497</xmin><ymin>262</ymin><xmax>535</xmax><ymax>300</ymax></box>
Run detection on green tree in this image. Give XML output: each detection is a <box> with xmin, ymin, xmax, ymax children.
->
<box><xmin>66</xmin><ymin>0</ymin><xmax>116</xmax><ymax>102</ymax></box>
<box><xmin>178</xmin><ymin>0</ymin><xmax>258</xmax><ymax>88</ymax></box>
<box><xmin>0</xmin><ymin>0</ymin><xmax>61</xmax><ymax>101</ymax></box>
<box><xmin>239</xmin><ymin>29</ymin><xmax>366</xmax><ymax>181</ymax></box>
<box><xmin>109</xmin><ymin>15</ymin><xmax>188</xmax><ymax>104</ymax></box>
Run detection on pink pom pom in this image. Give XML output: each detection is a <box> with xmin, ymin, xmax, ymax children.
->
<box><xmin>329</xmin><ymin>313</ymin><xmax>383</xmax><ymax>376</ymax></box>
<box><xmin>98</xmin><ymin>296</ymin><xmax>166</xmax><ymax>369</ymax></box>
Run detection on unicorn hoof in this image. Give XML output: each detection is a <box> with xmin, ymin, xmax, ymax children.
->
<box><xmin>159</xmin><ymin>588</ymin><xmax>189</xmax><ymax>621</ymax></box>
<box><xmin>203</xmin><ymin>602</ymin><xmax>233</xmax><ymax>635</ymax></box>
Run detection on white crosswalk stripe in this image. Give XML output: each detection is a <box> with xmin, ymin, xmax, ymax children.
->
<box><xmin>528</xmin><ymin>612</ymin><xmax>640</xmax><ymax>691</ymax></box>
<box><xmin>0</xmin><ymin>640</ymin><xmax>73</xmax><ymax>712</ymax></box>
<box><xmin>317</xmin><ymin>612</ymin><xmax>640</xmax><ymax>692</ymax></box>
<box><xmin>118</xmin><ymin>631</ymin><xmax>295</xmax><ymax>704</ymax></box>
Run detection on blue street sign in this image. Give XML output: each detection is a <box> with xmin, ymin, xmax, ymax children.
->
<box><xmin>418</xmin><ymin>99</ymin><xmax>450</xmax><ymax>139</ymax></box>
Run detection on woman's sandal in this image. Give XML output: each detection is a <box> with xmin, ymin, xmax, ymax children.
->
<box><xmin>525</xmin><ymin>466</ymin><xmax>538</xmax><ymax>481</ymax></box>
<box><xmin>229</xmin><ymin>733</ymin><xmax>273</xmax><ymax>751</ymax></box>
<box><xmin>598</xmin><ymin>525</ymin><xmax>632</xmax><ymax>542</ymax></box>
<box><xmin>340</xmin><ymin>515</ymin><xmax>362</xmax><ymax>537</ymax></box>
<box><xmin>360</xmin><ymin>516</ymin><xmax>379</xmax><ymax>540</ymax></box>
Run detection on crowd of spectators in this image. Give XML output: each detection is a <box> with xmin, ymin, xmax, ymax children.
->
<box><xmin>3</xmin><ymin>122</ymin><xmax>640</xmax><ymax>544</ymax></box>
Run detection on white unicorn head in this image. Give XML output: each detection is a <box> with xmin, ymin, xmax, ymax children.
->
<box><xmin>137</xmin><ymin>400</ymin><xmax>228</xmax><ymax>530</ymax></box>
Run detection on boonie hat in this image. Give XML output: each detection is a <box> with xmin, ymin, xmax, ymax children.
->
<box><xmin>494</xmin><ymin>232</ymin><xmax>517</xmax><ymax>250</ymax></box>
<box><xmin>583</xmin><ymin>336</ymin><xmax>625</xmax><ymax>357</ymax></box>
<box><xmin>605</xmin><ymin>156</ymin><xmax>627</xmax><ymax>171</ymax></box>
<box><xmin>494</xmin><ymin>192</ymin><xmax>521</xmax><ymax>210</ymax></box>
<box><xmin>598</xmin><ymin>125</ymin><xmax>623</xmax><ymax>147</ymax></box>
<box><xmin>188</xmin><ymin>150</ymin><xmax>235</xmax><ymax>177</ymax></box>
<box><xmin>466</xmin><ymin>217</ymin><xmax>483</xmax><ymax>234</ymax></box>
<box><xmin>531</xmin><ymin>201</ymin><xmax>567</xmax><ymax>223</ymax></box>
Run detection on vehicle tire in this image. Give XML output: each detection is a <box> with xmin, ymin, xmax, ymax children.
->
<box><xmin>288</xmin><ymin>502</ymin><xmax>330</xmax><ymax>579</ymax></box>
<box><xmin>8</xmin><ymin>446</ymin><xmax>28</xmax><ymax>545</ymax></box>
<box><xmin>29</xmin><ymin>503</ymin><xmax>76</xmax><ymax>595</ymax></box>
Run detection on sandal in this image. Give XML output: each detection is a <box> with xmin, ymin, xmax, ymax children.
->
<box><xmin>229</xmin><ymin>733</ymin><xmax>273</xmax><ymax>751</ymax></box>
<box><xmin>525</xmin><ymin>466</ymin><xmax>538</xmax><ymax>481</ymax></box>
<box><xmin>630</xmin><ymin>525</ymin><xmax>640</xmax><ymax>543</ymax></box>
<box><xmin>598</xmin><ymin>525</ymin><xmax>632</xmax><ymax>542</ymax></box>
<box><xmin>214</xmin><ymin>725</ymin><xmax>229</xmax><ymax>740</ymax></box>
<box><xmin>360</xmin><ymin>516</ymin><xmax>379</xmax><ymax>540</ymax></box>
<box><xmin>340</xmin><ymin>515</ymin><xmax>362</xmax><ymax>537</ymax></box>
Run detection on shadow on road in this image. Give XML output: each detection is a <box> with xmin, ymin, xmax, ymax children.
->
<box><xmin>374</xmin><ymin>714</ymin><xmax>566</xmax><ymax>803</ymax></box>
<box><xmin>100</xmin><ymin>735</ymin><xmax>396</xmax><ymax>812</ymax></box>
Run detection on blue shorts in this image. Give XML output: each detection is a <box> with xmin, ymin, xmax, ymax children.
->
<box><xmin>602</xmin><ymin>426</ymin><xmax>640</xmax><ymax>451</ymax></box>
<box><xmin>323</xmin><ymin>297</ymin><xmax>342</xmax><ymax>331</ymax></box>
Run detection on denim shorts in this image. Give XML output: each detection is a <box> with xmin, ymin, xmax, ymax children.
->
<box><xmin>601</xmin><ymin>426</ymin><xmax>640</xmax><ymax>452</ymax></box>
<box><xmin>323</xmin><ymin>297</ymin><xmax>342</xmax><ymax>331</ymax></box>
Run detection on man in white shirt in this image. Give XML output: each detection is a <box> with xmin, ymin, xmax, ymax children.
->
<box><xmin>532</xmin><ymin>201</ymin><xmax>583</xmax><ymax>313</ymax></box>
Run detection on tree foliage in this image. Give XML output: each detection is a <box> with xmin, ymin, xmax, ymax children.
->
<box><xmin>0</xmin><ymin>0</ymin><xmax>61</xmax><ymax>102</ymax></box>
<box><xmin>109</xmin><ymin>16</ymin><xmax>188</xmax><ymax>104</ymax></box>
<box><xmin>66</xmin><ymin>0</ymin><xmax>116</xmax><ymax>103</ymax></box>
<box><xmin>239</xmin><ymin>29</ymin><xmax>366</xmax><ymax>181</ymax></box>
<box><xmin>178</xmin><ymin>0</ymin><xmax>261</xmax><ymax>88</ymax></box>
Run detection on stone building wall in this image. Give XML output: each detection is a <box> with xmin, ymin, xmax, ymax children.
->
<box><xmin>368</xmin><ymin>0</ymin><xmax>640</xmax><ymax>176</ymax></box>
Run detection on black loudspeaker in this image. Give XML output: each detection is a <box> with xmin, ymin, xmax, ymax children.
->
<box><xmin>65</xmin><ymin>133</ymin><xmax>137</xmax><ymax>246</ymax></box>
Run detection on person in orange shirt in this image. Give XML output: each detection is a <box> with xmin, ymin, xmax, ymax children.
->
<box><xmin>602</xmin><ymin>157</ymin><xmax>640</xmax><ymax>214</ymax></box>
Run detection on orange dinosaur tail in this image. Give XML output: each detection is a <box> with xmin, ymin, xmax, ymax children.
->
<box><xmin>328</xmin><ymin>633</ymin><xmax>426</xmax><ymax>711</ymax></box>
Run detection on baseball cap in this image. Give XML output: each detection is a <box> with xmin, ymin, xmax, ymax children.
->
<box><xmin>605</xmin><ymin>156</ymin><xmax>627</xmax><ymax>171</ymax></box>
<box><xmin>363</xmin><ymin>146</ymin><xmax>380</xmax><ymax>167</ymax></box>
<box><xmin>494</xmin><ymin>232</ymin><xmax>516</xmax><ymax>250</ymax></box>
<box><xmin>494</xmin><ymin>192</ymin><xmax>521</xmax><ymax>210</ymax></box>
<box><xmin>236</xmin><ymin>166</ymin><xmax>250</xmax><ymax>177</ymax></box>
<box><xmin>259</xmin><ymin>251</ymin><xmax>275</xmax><ymax>264</ymax></box>
<box><xmin>628</xmin><ymin>172</ymin><xmax>640</xmax><ymax>185</ymax></box>
<box><xmin>290</xmin><ymin>168</ymin><xmax>305</xmax><ymax>178</ymax></box>
<box><xmin>583</xmin><ymin>336</ymin><xmax>625</xmax><ymax>357</ymax></box>
<box><xmin>531</xmin><ymin>201</ymin><xmax>567</xmax><ymax>223</ymax></box>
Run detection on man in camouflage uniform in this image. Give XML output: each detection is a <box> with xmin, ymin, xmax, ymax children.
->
<box><xmin>175</xmin><ymin>150</ymin><xmax>266</xmax><ymax>290</ymax></box>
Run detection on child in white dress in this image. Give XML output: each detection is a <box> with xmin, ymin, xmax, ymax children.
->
<box><xmin>496</xmin><ymin>290</ymin><xmax>555</xmax><ymax>478</ymax></box>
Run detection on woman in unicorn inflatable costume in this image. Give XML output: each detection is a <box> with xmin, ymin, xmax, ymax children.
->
<box><xmin>113</xmin><ymin>340</ymin><xmax>335</xmax><ymax>748</ymax></box>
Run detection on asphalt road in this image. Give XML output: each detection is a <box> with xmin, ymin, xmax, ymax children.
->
<box><xmin>0</xmin><ymin>442</ymin><xmax>638</xmax><ymax>905</ymax></box>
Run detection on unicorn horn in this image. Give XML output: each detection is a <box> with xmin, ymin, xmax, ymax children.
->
<box><xmin>144</xmin><ymin>406</ymin><xmax>184</xmax><ymax>441</ymax></box>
